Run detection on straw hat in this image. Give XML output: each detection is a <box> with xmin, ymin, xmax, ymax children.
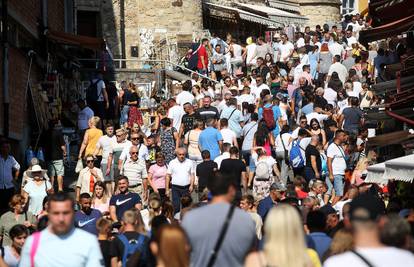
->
<box><xmin>26</xmin><ymin>165</ymin><xmax>47</xmax><ymax>178</ymax></box>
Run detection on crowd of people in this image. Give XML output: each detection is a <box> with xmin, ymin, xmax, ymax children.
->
<box><xmin>1</xmin><ymin>12</ymin><xmax>414</xmax><ymax>267</ymax></box>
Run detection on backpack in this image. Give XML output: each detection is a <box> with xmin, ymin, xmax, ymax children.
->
<box><xmin>86</xmin><ymin>79</ymin><xmax>102</xmax><ymax>105</ymax></box>
<box><xmin>262</xmin><ymin>106</ymin><xmax>276</xmax><ymax>131</ymax></box>
<box><xmin>118</xmin><ymin>233</ymin><xmax>146</xmax><ymax>267</ymax></box>
<box><xmin>255</xmin><ymin>160</ymin><xmax>270</xmax><ymax>181</ymax></box>
<box><xmin>289</xmin><ymin>140</ymin><xmax>305</xmax><ymax>168</ymax></box>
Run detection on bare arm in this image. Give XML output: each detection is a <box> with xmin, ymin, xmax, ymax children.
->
<box><xmin>321</xmin><ymin>129</ymin><xmax>327</xmax><ymax>147</ymax></box>
<box><xmin>311</xmin><ymin>155</ymin><xmax>320</xmax><ymax>178</ymax></box>
<box><xmin>165</xmin><ymin>174</ymin><xmax>171</xmax><ymax>197</ymax></box>
<box><xmin>78</xmin><ymin>131</ymin><xmax>89</xmax><ymax>159</ymax></box>
<box><xmin>103</xmin><ymin>88</ymin><xmax>109</xmax><ymax>109</ymax></box>
<box><xmin>147</xmin><ymin>172</ymin><xmax>158</xmax><ymax>193</ymax></box>
<box><xmin>75</xmin><ymin>187</ymin><xmax>81</xmax><ymax>202</ymax></box>
<box><xmin>173</xmin><ymin>130</ymin><xmax>180</xmax><ymax>150</ymax></box>
<box><xmin>327</xmin><ymin>157</ymin><xmax>334</xmax><ymax>181</ymax></box>
<box><xmin>242</xmin><ymin>171</ymin><xmax>248</xmax><ymax>195</ymax></box>
<box><xmin>109</xmin><ymin>205</ymin><xmax>117</xmax><ymax>222</ymax></box>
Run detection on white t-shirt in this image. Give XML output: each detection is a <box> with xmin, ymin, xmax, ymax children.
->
<box><xmin>78</xmin><ymin>107</ymin><xmax>94</xmax><ymax>130</ymax></box>
<box><xmin>346</xmin><ymin>36</ymin><xmax>358</xmax><ymax>48</ymax></box>
<box><xmin>214</xmin><ymin>152</ymin><xmax>230</xmax><ymax>170</ymax></box>
<box><xmin>96</xmin><ymin>135</ymin><xmax>116</xmax><ymax>163</ymax></box>
<box><xmin>278</xmin><ymin>41</ymin><xmax>294</xmax><ymax>62</ymax></box>
<box><xmin>296</xmin><ymin>37</ymin><xmax>305</xmax><ymax>48</ymax></box>
<box><xmin>167</xmin><ymin>158</ymin><xmax>194</xmax><ymax>186</ymax></box>
<box><xmin>328</xmin><ymin>42</ymin><xmax>345</xmax><ymax>58</ymax></box>
<box><xmin>241</xmin><ymin>122</ymin><xmax>258</xmax><ymax>151</ymax></box>
<box><xmin>333</xmin><ymin>199</ymin><xmax>351</xmax><ymax>220</ymax></box>
<box><xmin>252</xmin><ymin>84</ymin><xmax>270</xmax><ymax>100</ymax></box>
<box><xmin>237</xmin><ymin>94</ymin><xmax>255</xmax><ymax>106</ymax></box>
<box><xmin>324</xmin><ymin>247</ymin><xmax>414</xmax><ymax>267</ymax></box>
<box><xmin>328</xmin><ymin>62</ymin><xmax>348</xmax><ymax>84</ymax></box>
<box><xmin>353</xmin><ymin>81</ymin><xmax>362</xmax><ymax>96</ymax></box>
<box><xmin>23</xmin><ymin>180</ymin><xmax>52</xmax><ymax>216</ymax></box>
<box><xmin>90</xmin><ymin>79</ymin><xmax>106</xmax><ymax>102</ymax></box>
<box><xmin>176</xmin><ymin>91</ymin><xmax>195</xmax><ymax>106</ymax></box>
<box><xmin>323</xmin><ymin>87</ymin><xmax>338</xmax><ymax>107</ymax></box>
<box><xmin>20</xmin><ymin>227</ymin><xmax>104</xmax><ymax>267</ymax></box>
<box><xmin>231</xmin><ymin>43</ymin><xmax>243</xmax><ymax>61</ymax></box>
<box><xmin>306</xmin><ymin>112</ymin><xmax>329</xmax><ymax>126</ymax></box>
<box><xmin>119</xmin><ymin>143</ymin><xmax>149</xmax><ymax>162</ymax></box>
<box><xmin>275</xmin><ymin>132</ymin><xmax>292</xmax><ymax>153</ymax></box>
<box><xmin>220</xmin><ymin>128</ymin><xmax>236</xmax><ymax>146</ymax></box>
<box><xmin>327</xmin><ymin>143</ymin><xmax>347</xmax><ymax>175</ymax></box>
<box><xmin>246</xmin><ymin>43</ymin><xmax>257</xmax><ymax>65</ymax></box>
<box><xmin>168</xmin><ymin>105</ymin><xmax>184</xmax><ymax>132</ymax></box>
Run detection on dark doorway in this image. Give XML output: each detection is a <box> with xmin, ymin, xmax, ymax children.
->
<box><xmin>77</xmin><ymin>10</ymin><xmax>101</xmax><ymax>37</ymax></box>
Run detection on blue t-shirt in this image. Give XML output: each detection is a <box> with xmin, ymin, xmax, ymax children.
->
<box><xmin>257</xmin><ymin>196</ymin><xmax>275</xmax><ymax>221</ymax></box>
<box><xmin>199</xmin><ymin>127</ymin><xmax>223</xmax><ymax>160</ymax></box>
<box><xmin>109</xmin><ymin>192</ymin><xmax>141</xmax><ymax>220</ymax></box>
<box><xmin>258</xmin><ymin>104</ymin><xmax>282</xmax><ymax>136</ymax></box>
<box><xmin>74</xmin><ymin>208</ymin><xmax>102</xmax><ymax>235</ymax></box>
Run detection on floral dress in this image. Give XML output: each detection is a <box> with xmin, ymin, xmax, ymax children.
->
<box><xmin>160</xmin><ymin>127</ymin><xmax>177</xmax><ymax>164</ymax></box>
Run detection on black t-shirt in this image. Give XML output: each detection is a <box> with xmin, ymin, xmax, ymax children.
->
<box><xmin>305</xmin><ymin>144</ymin><xmax>321</xmax><ymax>171</ymax></box>
<box><xmin>99</xmin><ymin>240</ymin><xmax>112</xmax><ymax>267</ymax></box>
<box><xmin>220</xmin><ymin>158</ymin><xmax>246</xmax><ymax>190</ymax></box>
<box><xmin>42</xmin><ymin>128</ymin><xmax>65</xmax><ymax>161</ymax></box>
<box><xmin>127</xmin><ymin>92</ymin><xmax>140</xmax><ymax>107</ymax></box>
<box><xmin>196</xmin><ymin>160</ymin><xmax>218</xmax><ymax>190</ymax></box>
<box><xmin>110</xmin><ymin>231</ymin><xmax>150</xmax><ymax>267</ymax></box>
<box><xmin>196</xmin><ymin>106</ymin><xmax>219</xmax><ymax>121</ymax></box>
<box><xmin>109</xmin><ymin>192</ymin><xmax>141</xmax><ymax>221</ymax></box>
<box><xmin>181</xmin><ymin>113</ymin><xmax>198</xmax><ymax>134</ymax></box>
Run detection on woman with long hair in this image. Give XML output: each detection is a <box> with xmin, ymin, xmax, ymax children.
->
<box><xmin>1</xmin><ymin>224</ymin><xmax>29</xmax><ymax>267</ymax></box>
<box><xmin>251</xmin><ymin>147</ymin><xmax>280</xmax><ymax>201</ymax></box>
<box><xmin>351</xmin><ymin>157</ymin><xmax>370</xmax><ymax>186</ymax></box>
<box><xmin>309</xmin><ymin>118</ymin><xmax>327</xmax><ymax>146</ymax></box>
<box><xmin>308</xmin><ymin>45</ymin><xmax>319</xmax><ymax>81</ymax></box>
<box><xmin>159</xmin><ymin>117</ymin><xmax>179</xmax><ymax>164</ymax></box>
<box><xmin>245</xmin><ymin>205</ymin><xmax>318</xmax><ymax>267</ymax></box>
<box><xmin>253</xmin><ymin>120</ymin><xmax>274</xmax><ymax>156</ymax></box>
<box><xmin>264</xmin><ymin>53</ymin><xmax>273</xmax><ymax>67</ymax></box>
<box><xmin>92</xmin><ymin>181</ymin><xmax>110</xmax><ymax>216</ymax></box>
<box><xmin>150</xmin><ymin>225</ymin><xmax>190</xmax><ymax>267</ymax></box>
<box><xmin>140</xmin><ymin>193</ymin><xmax>162</xmax><ymax>231</ymax></box>
<box><xmin>126</xmin><ymin>83</ymin><xmax>143</xmax><ymax>128</ymax></box>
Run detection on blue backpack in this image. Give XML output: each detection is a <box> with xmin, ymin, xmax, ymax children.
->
<box><xmin>290</xmin><ymin>140</ymin><xmax>305</xmax><ymax>168</ymax></box>
<box><xmin>118</xmin><ymin>233</ymin><xmax>145</xmax><ymax>267</ymax></box>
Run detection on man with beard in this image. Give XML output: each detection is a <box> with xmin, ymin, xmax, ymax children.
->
<box><xmin>74</xmin><ymin>193</ymin><xmax>102</xmax><ymax>235</ymax></box>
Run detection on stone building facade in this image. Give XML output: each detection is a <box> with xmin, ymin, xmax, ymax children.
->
<box><xmin>298</xmin><ymin>0</ymin><xmax>342</xmax><ymax>28</ymax></box>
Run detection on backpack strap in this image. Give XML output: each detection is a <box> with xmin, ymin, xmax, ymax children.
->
<box><xmin>227</xmin><ymin>108</ymin><xmax>237</xmax><ymax>121</ymax></box>
<box><xmin>350</xmin><ymin>250</ymin><xmax>375</xmax><ymax>267</ymax></box>
<box><xmin>119</xmin><ymin>233</ymin><xmax>145</xmax><ymax>267</ymax></box>
<box><xmin>30</xmin><ymin>231</ymin><xmax>41</xmax><ymax>267</ymax></box>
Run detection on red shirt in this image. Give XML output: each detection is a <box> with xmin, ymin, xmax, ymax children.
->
<box><xmin>296</xmin><ymin>188</ymin><xmax>308</xmax><ymax>199</ymax></box>
<box><xmin>197</xmin><ymin>45</ymin><xmax>208</xmax><ymax>70</ymax></box>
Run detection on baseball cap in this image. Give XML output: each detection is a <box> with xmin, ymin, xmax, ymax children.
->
<box><xmin>349</xmin><ymin>193</ymin><xmax>385</xmax><ymax>222</ymax></box>
<box><xmin>270</xmin><ymin>182</ymin><xmax>287</xmax><ymax>192</ymax></box>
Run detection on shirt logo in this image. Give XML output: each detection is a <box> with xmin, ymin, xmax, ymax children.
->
<box><xmin>116</xmin><ymin>198</ymin><xmax>131</xmax><ymax>206</ymax></box>
<box><xmin>78</xmin><ymin>218</ymin><xmax>96</xmax><ymax>227</ymax></box>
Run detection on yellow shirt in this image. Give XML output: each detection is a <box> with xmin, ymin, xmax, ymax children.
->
<box><xmin>307</xmin><ymin>248</ymin><xmax>322</xmax><ymax>267</ymax></box>
<box><xmin>85</xmin><ymin>128</ymin><xmax>103</xmax><ymax>156</ymax></box>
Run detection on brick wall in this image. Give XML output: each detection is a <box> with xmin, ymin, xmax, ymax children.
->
<box><xmin>48</xmin><ymin>0</ymin><xmax>65</xmax><ymax>32</ymax></box>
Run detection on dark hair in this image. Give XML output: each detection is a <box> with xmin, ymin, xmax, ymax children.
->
<box><xmin>201</xmin><ymin>150</ymin><xmax>211</xmax><ymax>159</ymax></box>
<box><xmin>298</xmin><ymin>128</ymin><xmax>308</xmax><ymax>137</ymax></box>
<box><xmin>255</xmin><ymin>120</ymin><xmax>270</xmax><ymax>146</ymax></box>
<box><xmin>229</xmin><ymin>146</ymin><xmax>239</xmax><ymax>155</ymax></box>
<box><xmin>9</xmin><ymin>224</ymin><xmax>29</xmax><ymax>239</ymax></box>
<box><xmin>105</xmin><ymin>122</ymin><xmax>114</xmax><ymax>129</ymax></box>
<box><xmin>80</xmin><ymin>192</ymin><xmax>92</xmax><ymax>200</ymax></box>
<box><xmin>208</xmin><ymin>173</ymin><xmax>236</xmax><ymax>196</ymax></box>
<box><xmin>334</xmin><ymin>54</ymin><xmax>341</xmax><ymax>62</ymax></box>
<box><xmin>220</xmin><ymin>118</ymin><xmax>229</xmax><ymax>127</ymax></box>
<box><xmin>222</xmin><ymin>142</ymin><xmax>232</xmax><ymax>152</ymax></box>
<box><xmin>309</xmin><ymin>118</ymin><xmax>321</xmax><ymax>129</ymax></box>
<box><xmin>307</xmin><ymin>210</ymin><xmax>327</xmax><ymax>232</ymax></box>
<box><xmin>251</xmin><ymin>112</ymin><xmax>259</xmax><ymax>121</ymax></box>
<box><xmin>160</xmin><ymin>117</ymin><xmax>171</xmax><ymax>127</ymax></box>
<box><xmin>241</xmin><ymin>195</ymin><xmax>255</xmax><ymax>206</ymax></box>
<box><xmin>48</xmin><ymin>192</ymin><xmax>75</xmax><ymax>210</ymax></box>
<box><xmin>180</xmin><ymin>195</ymin><xmax>193</xmax><ymax>208</ymax></box>
<box><xmin>201</xmin><ymin>38</ymin><xmax>209</xmax><ymax>43</ymax></box>
<box><xmin>117</xmin><ymin>175</ymin><xmax>129</xmax><ymax>183</ymax></box>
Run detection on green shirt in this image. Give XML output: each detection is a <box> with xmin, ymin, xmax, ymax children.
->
<box><xmin>0</xmin><ymin>211</ymin><xmax>36</xmax><ymax>246</ymax></box>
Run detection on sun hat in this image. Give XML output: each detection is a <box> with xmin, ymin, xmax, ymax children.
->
<box><xmin>27</xmin><ymin>165</ymin><xmax>47</xmax><ymax>178</ymax></box>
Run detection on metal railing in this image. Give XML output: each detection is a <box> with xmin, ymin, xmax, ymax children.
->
<box><xmin>77</xmin><ymin>58</ymin><xmax>218</xmax><ymax>84</ymax></box>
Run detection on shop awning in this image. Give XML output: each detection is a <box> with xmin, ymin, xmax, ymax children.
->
<box><xmin>359</xmin><ymin>14</ymin><xmax>414</xmax><ymax>44</ymax></box>
<box><xmin>204</xmin><ymin>2</ymin><xmax>280</xmax><ymax>26</ymax></box>
<box><xmin>369</xmin><ymin>0</ymin><xmax>414</xmax><ymax>27</ymax></box>
<box><xmin>365</xmin><ymin>162</ymin><xmax>387</xmax><ymax>184</ymax></box>
<box><xmin>367</xmin><ymin>131</ymin><xmax>414</xmax><ymax>148</ymax></box>
<box><xmin>383</xmin><ymin>154</ymin><xmax>414</xmax><ymax>182</ymax></box>
<box><xmin>267</xmin><ymin>0</ymin><xmax>301</xmax><ymax>13</ymax></box>
<box><xmin>46</xmin><ymin>30</ymin><xmax>106</xmax><ymax>51</ymax></box>
<box><xmin>236</xmin><ymin>3</ymin><xmax>308</xmax><ymax>25</ymax></box>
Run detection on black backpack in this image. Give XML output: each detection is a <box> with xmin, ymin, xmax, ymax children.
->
<box><xmin>86</xmin><ymin>79</ymin><xmax>102</xmax><ymax>105</ymax></box>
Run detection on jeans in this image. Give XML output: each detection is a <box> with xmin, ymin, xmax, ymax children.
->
<box><xmin>241</xmin><ymin>150</ymin><xmax>255</xmax><ymax>171</ymax></box>
<box><xmin>120</xmin><ymin>105</ymin><xmax>129</xmax><ymax>126</ymax></box>
<box><xmin>326</xmin><ymin>174</ymin><xmax>345</xmax><ymax>197</ymax></box>
<box><xmin>171</xmin><ymin>184</ymin><xmax>190</xmax><ymax>214</ymax></box>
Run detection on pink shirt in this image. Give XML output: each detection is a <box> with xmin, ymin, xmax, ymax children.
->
<box><xmin>148</xmin><ymin>164</ymin><xmax>167</xmax><ymax>189</ymax></box>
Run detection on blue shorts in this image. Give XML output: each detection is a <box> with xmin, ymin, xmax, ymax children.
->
<box><xmin>326</xmin><ymin>174</ymin><xmax>345</xmax><ymax>197</ymax></box>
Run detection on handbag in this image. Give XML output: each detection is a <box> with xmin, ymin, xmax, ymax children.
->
<box><xmin>206</xmin><ymin>205</ymin><xmax>236</xmax><ymax>267</ymax></box>
<box><xmin>24</xmin><ymin>212</ymin><xmax>36</xmax><ymax>234</ymax></box>
<box><xmin>75</xmin><ymin>159</ymin><xmax>83</xmax><ymax>173</ymax></box>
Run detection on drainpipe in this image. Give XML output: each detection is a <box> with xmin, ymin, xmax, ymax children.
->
<box><xmin>120</xmin><ymin>0</ymin><xmax>126</xmax><ymax>68</ymax></box>
<box><xmin>42</xmin><ymin>0</ymin><xmax>48</xmax><ymax>29</ymax></box>
<box><xmin>2</xmin><ymin>0</ymin><xmax>9</xmax><ymax>138</ymax></box>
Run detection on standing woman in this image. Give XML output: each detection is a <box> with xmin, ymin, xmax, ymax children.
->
<box><xmin>91</xmin><ymin>181</ymin><xmax>110</xmax><ymax>217</ymax></box>
<box><xmin>251</xmin><ymin>148</ymin><xmax>280</xmax><ymax>201</ymax></box>
<box><xmin>150</xmin><ymin>225</ymin><xmax>190</xmax><ymax>267</ymax></box>
<box><xmin>159</xmin><ymin>118</ymin><xmax>179</xmax><ymax>164</ymax></box>
<box><xmin>309</xmin><ymin>118</ymin><xmax>327</xmax><ymax>147</ymax></box>
<box><xmin>308</xmin><ymin>45</ymin><xmax>319</xmax><ymax>81</ymax></box>
<box><xmin>152</xmin><ymin>106</ymin><xmax>167</xmax><ymax>133</ymax></box>
<box><xmin>147</xmin><ymin>152</ymin><xmax>168</xmax><ymax>200</ymax></box>
<box><xmin>1</xmin><ymin>224</ymin><xmax>29</xmax><ymax>267</ymax></box>
<box><xmin>245</xmin><ymin>205</ymin><xmax>317</xmax><ymax>267</ymax></box>
<box><xmin>126</xmin><ymin>82</ymin><xmax>143</xmax><ymax>128</ymax></box>
<box><xmin>184</xmin><ymin>120</ymin><xmax>204</xmax><ymax>166</ymax></box>
<box><xmin>21</xmin><ymin>165</ymin><xmax>53</xmax><ymax>217</ymax></box>
<box><xmin>253</xmin><ymin>120</ymin><xmax>274</xmax><ymax>156</ymax></box>
<box><xmin>78</xmin><ymin>116</ymin><xmax>103</xmax><ymax>167</ymax></box>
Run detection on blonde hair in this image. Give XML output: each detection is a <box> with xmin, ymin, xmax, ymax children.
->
<box><xmin>148</xmin><ymin>193</ymin><xmax>162</xmax><ymax>226</ymax></box>
<box><xmin>264</xmin><ymin>205</ymin><xmax>309</xmax><ymax>267</ymax></box>
<box><xmin>89</xmin><ymin>116</ymin><xmax>100</xmax><ymax>127</ymax></box>
<box><xmin>355</xmin><ymin>157</ymin><xmax>369</xmax><ymax>172</ymax></box>
<box><xmin>324</xmin><ymin>229</ymin><xmax>353</xmax><ymax>259</ymax></box>
<box><xmin>154</xmin><ymin>225</ymin><xmax>189</xmax><ymax>267</ymax></box>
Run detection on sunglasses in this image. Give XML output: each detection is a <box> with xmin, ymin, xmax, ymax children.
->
<box><xmin>130</xmin><ymin>152</ymin><xmax>138</xmax><ymax>155</ymax></box>
<box><xmin>116</xmin><ymin>134</ymin><xmax>123</xmax><ymax>137</ymax></box>
<box><xmin>86</xmin><ymin>160</ymin><xmax>94</xmax><ymax>163</ymax></box>
<box><xmin>300</xmin><ymin>121</ymin><xmax>307</xmax><ymax>124</ymax></box>
<box><xmin>131</xmin><ymin>137</ymin><xmax>139</xmax><ymax>141</ymax></box>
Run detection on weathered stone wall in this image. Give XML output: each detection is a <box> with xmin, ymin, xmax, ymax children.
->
<box><xmin>299</xmin><ymin>0</ymin><xmax>341</xmax><ymax>28</ymax></box>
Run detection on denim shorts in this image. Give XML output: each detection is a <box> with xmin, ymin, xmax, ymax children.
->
<box><xmin>325</xmin><ymin>174</ymin><xmax>345</xmax><ymax>197</ymax></box>
<box><xmin>241</xmin><ymin>150</ymin><xmax>255</xmax><ymax>171</ymax></box>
